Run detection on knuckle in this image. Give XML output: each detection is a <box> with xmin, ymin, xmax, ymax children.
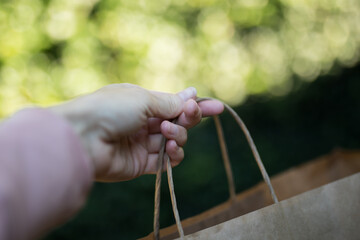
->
<box><xmin>169</xmin><ymin>96</ymin><xmax>180</xmax><ymax>112</ymax></box>
<box><xmin>192</xmin><ymin>105</ymin><xmax>202</xmax><ymax>120</ymax></box>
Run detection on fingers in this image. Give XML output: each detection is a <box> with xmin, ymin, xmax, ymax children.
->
<box><xmin>160</xmin><ymin>121</ymin><xmax>187</xmax><ymax>146</ymax></box>
<box><xmin>148</xmin><ymin>99</ymin><xmax>224</xmax><ymax>141</ymax></box>
<box><xmin>149</xmin><ymin>87</ymin><xmax>197</xmax><ymax>119</ymax></box>
<box><xmin>147</xmin><ymin>134</ymin><xmax>163</xmax><ymax>153</ymax></box>
<box><xmin>177</xmin><ymin>87</ymin><xmax>197</xmax><ymax>101</ymax></box>
<box><xmin>144</xmin><ymin>145</ymin><xmax>184</xmax><ymax>174</ymax></box>
<box><xmin>165</xmin><ymin>140</ymin><xmax>184</xmax><ymax>167</ymax></box>
<box><xmin>198</xmin><ymin>99</ymin><xmax>224</xmax><ymax>117</ymax></box>
<box><xmin>147</xmin><ymin>121</ymin><xmax>187</xmax><ymax>153</ymax></box>
<box><xmin>148</xmin><ymin>87</ymin><xmax>223</xmax><ymax>130</ymax></box>
<box><xmin>146</xmin><ymin>120</ymin><xmax>187</xmax><ymax>172</ymax></box>
<box><xmin>176</xmin><ymin>98</ymin><xmax>224</xmax><ymax>129</ymax></box>
<box><xmin>177</xmin><ymin>99</ymin><xmax>202</xmax><ymax>129</ymax></box>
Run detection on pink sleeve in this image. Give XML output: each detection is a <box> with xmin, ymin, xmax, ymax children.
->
<box><xmin>0</xmin><ymin>108</ymin><xmax>93</xmax><ymax>240</ymax></box>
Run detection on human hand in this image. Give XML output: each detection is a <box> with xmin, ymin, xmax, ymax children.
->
<box><xmin>49</xmin><ymin>84</ymin><xmax>224</xmax><ymax>182</ymax></box>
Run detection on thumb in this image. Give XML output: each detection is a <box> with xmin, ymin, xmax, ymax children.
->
<box><xmin>149</xmin><ymin>87</ymin><xmax>197</xmax><ymax>119</ymax></box>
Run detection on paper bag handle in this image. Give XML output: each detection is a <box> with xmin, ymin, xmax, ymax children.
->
<box><xmin>153</xmin><ymin>97</ymin><xmax>279</xmax><ymax>240</ymax></box>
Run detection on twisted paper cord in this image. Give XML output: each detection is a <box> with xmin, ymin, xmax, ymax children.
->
<box><xmin>153</xmin><ymin>97</ymin><xmax>278</xmax><ymax>240</ymax></box>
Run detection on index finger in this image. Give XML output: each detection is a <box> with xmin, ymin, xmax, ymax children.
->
<box><xmin>198</xmin><ymin>99</ymin><xmax>224</xmax><ymax>117</ymax></box>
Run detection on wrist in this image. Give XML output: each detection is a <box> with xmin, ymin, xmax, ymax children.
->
<box><xmin>48</xmin><ymin>101</ymin><xmax>97</xmax><ymax>172</ymax></box>
<box><xmin>48</xmin><ymin>101</ymin><xmax>86</xmax><ymax>137</ymax></box>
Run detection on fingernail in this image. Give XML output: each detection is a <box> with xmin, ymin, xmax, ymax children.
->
<box><xmin>178</xmin><ymin>87</ymin><xmax>197</xmax><ymax>101</ymax></box>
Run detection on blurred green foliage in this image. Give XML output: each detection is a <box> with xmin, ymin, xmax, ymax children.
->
<box><xmin>0</xmin><ymin>0</ymin><xmax>359</xmax><ymax>116</ymax></box>
<box><xmin>1</xmin><ymin>0</ymin><xmax>359</xmax><ymax>239</ymax></box>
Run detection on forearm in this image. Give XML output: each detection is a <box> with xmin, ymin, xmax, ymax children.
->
<box><xmin>0</xmin><ymin>108</ymin><xmax>93</xmax><ymax>239</ymax></box>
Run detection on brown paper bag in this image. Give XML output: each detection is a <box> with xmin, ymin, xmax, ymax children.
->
<box><xmin>182</xmin><ymin>172</ymin><xmax>360</xmax><ymax>240</ymax></box>
<box><xmin>141</xmin><ymin>149</ymin><xmax>360</xmax><ymax>240</ymax></box>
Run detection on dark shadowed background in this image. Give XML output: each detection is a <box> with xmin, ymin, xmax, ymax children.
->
<box><xmin>0</xmin><ymin>0</ymin><xmax>359</xmax><ymax>239</ymax></box>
